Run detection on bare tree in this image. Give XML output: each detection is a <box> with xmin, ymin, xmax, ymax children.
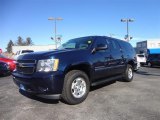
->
<box><xmin>26</xmin><ymin>37</ymin><xmax>34</xmax><ymax>45</ymax></box>
<box><xmin>6</xmin><ymin>40</ymin><xmax>14</xmax><ymax>53</ymax></box>
<box><xmin>16</xmin><ymin>36</ymin><xmax>25</xmax><ymax>46</ymax></box>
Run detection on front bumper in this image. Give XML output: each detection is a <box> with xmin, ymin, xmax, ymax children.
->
<box><xmin>12</xmin><ymin>71</ymin><xmax>65</xmax><ymax>95</ymax></box>
<box><xmin>139</xmin><ymin>62</ymin><xmax>146</xmax><ymax>65</ymax></box>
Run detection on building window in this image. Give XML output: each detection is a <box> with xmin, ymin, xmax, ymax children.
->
<box><xmin>137</xmin><ymin>43</ymin><xmax>141</xmax><ymax>48</ymax></box>
<box><xmin>142</xmin><ymin>43</ymin><xmax>146</xmax><ymax>47</ymax></box>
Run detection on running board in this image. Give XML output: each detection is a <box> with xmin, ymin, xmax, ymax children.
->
<box><xmin>37</xmin><ymin>94</ymin><xmax>60</xmax><ymax>99</ymax></box>
<box><xmin>91</xmin><ymin>75</ymin><xmax>122</xmax><ymax>86</ymax></box>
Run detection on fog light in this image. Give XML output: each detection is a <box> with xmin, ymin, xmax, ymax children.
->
<box><xmin>39</xmin><ymin>87</ymin><xmax>49</xmax><ymax>92</ymax></box>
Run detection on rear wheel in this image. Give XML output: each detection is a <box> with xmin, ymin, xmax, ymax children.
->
<box><xmin>61</xmin><ymin>70</ymin><xmax>90</xmax><ymax>105</ymax></box>
<box><xmin>123</xmin><ymin>64</ymin><xmax>133</xmax><ymax>82</ymax></box>
<box><xmin>148</xmin><ymin>62</ymin><xmax>152</xmax><ymax>67</ymax></box>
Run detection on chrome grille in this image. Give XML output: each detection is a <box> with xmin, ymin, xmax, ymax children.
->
<box><xmin>17</xmin><ymin>60</ymin><xmax>36</xmax><ymax>64</ymax></box>
<box><xmin>16</xmin><ymin>60</ymin><xmax>36</xmax><ymax>74</ymax></box>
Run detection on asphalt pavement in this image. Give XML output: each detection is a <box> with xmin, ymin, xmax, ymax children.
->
<box><xmin>0</xmin><ymin>66</ymin><xmax>160</xmax><ymax>120</ymax></box>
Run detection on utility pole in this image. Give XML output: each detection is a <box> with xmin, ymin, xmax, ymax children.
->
<box><xmin>121</xmin><ymin>18</ymin><xmax>134</xmax><ymax>42</ymax></box>
<box><xmin>48</xmin><ymin>17</ymin><xmax>63</xmax><ymax>49</ymax></box>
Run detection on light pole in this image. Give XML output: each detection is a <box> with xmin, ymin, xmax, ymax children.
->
<box><xmin>121</xmin><ymin>18</ymin><xmax>134</xmax><ymax>41</ymax></box>
<box><xmin>48</xmin><ymin>17</ymin><xmax>63</xmax><ymax>49</ymax></box>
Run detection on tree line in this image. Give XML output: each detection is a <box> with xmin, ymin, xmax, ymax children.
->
<box><xmin>6</xmin><ymin>36</ymin><xmax>34</xmax><ymax>53</ymax></box>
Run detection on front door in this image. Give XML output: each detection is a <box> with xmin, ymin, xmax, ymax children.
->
<box><xmin>92</xmin><ymin>37</ymin><xmax>111</xmax><ymax>80</ymax></box>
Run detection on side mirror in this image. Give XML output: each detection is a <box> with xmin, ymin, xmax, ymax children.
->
<box><xmin>96</xmin><ymin>44</ymin><xmax>108</xmax><ymax>51</ymax></box>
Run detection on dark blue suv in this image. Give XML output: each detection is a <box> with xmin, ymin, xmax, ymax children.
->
<box><xmin>12</xmin><ymin>36</ymin><xmax>137</xmax><ymax>104</ymax></box>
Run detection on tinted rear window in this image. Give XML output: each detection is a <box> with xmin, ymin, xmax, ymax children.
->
<box><xmin>22</xmin><ymin>50</ymin><xmax>34</xmax><ymax>53</ymax></box>
<box><xmin>137</xmin><ymin>55</ymin><xmax>145</xmax><ymax>57</ymax></box>
<box><xmin>118</xmin><ymin>40</ymin><xmax>134</xmax><ymax>52</ymax></box>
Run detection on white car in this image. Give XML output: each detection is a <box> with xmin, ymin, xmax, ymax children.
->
<box><xmin>136</xmin><ymin>54</ymin><xmax>147</xmax><ymax>66</ymax></box>
<box><xmin>14</xmin><ymin>50</ymin><xmax>34</xmax><ymax>60</ymax></box>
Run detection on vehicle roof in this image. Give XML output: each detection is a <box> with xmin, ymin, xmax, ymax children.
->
<box><xmin>72</xmin><ymin>36</ymin><xmax>124</xmax><ymax>42</ymax></box>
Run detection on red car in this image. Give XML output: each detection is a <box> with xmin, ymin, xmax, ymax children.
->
<box><xmin>0</xmin><ymin>54</ymin><xmax>16</xmax><ymax>71</ymax></box>
<box><xmin>0</xmin><ymin>61</ymin><xmax>10</xmax><ymax>76</ymax></box>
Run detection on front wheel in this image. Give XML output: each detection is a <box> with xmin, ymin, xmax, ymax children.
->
<box><xmin>61</xmin><ymin>70</ymin><xmax>90</xmax><ymax>105</ymax></box>
<box><xmin>123</xmin><ymin>64</ymin><xmax>133</xmax><ymax>82</ymax></box>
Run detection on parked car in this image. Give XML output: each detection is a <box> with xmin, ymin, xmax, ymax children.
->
<box><xmin>12</xmin><ymin>36</ymin><xmax>137</xmax><ymax>105</ymax></box>
<box><xmin>0</xmin><ymin>54</ymin><xmax>16</xmax><ymax>71</ymax></box>
<box><xmin>14</xmin><ymin>50</ymin><xmax>34</xmax><ymax>60</ymax></box>
<box><xmin>147</xmin><ymin>54</ymin><xmax>160</xmax><ymax>67</ymax></box>
<box><xmin>0</xmin><ymin>61</ymin><xmax>10</xmax><ymax>76</ymax></box>
<box><xmin>136</xmin><ymin>54</ymin><xmax>147</xmax><ymax>66</ymax></box>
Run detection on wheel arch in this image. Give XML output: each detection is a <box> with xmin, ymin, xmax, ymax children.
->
<box><xmin>64</xmin><ymin>63</ymin><xmax>92</xmax><ymax>82</ymax></box>
<box><xmin>128</xmin><ymin>60</ymin><xmax>135</xmax><ymax>69</ymax></box>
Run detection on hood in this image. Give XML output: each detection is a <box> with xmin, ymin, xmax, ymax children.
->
<box><xmin>17</xmin><ymin>49</ymin><xmax>89</xmax><ymax>60</ymax></box>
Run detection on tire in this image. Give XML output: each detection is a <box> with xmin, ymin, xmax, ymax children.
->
<box><xmin>148</xmin><ymin>62</ymin><xmax>152</xmax><ymax>67</ymax></box>
<box><xmin>133</xmin><ymin>69</ymin><xmax>138</xmax><ymax>72</ymax></box>
<box><xmin>61</xmin><ymin>70</ymin><xmax>90</xmax><ymax>105</ymax></box>
<box><xmin>123</xmin><ymin>64</ymin><xmax>133</xmax><ymax>82</ymax></box>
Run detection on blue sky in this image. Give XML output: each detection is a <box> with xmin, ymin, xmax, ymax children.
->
<box><xmin>0</xmin><ymin>0</ymin><xmax>160</xmax><ymax>51</ymax></box>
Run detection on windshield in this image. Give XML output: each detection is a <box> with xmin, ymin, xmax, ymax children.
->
<box><xmin>59</xmin><ymin>37</ymin><xmax>93</xmax><ymax>50</ymax></box>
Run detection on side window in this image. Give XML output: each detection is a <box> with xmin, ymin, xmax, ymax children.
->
<box><xmin>79</xmin><ymin>44</ymin><xmax>88</xmax><ymax>49</ymax></box>
<box><xmin>17</xmin><ymin>51</ymin><xmax>20</xmax><ymax>55</ymax></box>
<box><xmin>96</xmin><ymin>37</ymin><xmax>107</xmax><ymax>45</ymax></box>
<box><xmin>95</xmin><ymin>37</ymin><xmax>108</xmax><ymax>52</ymax></box>
<box><xmin>119</xmin><ymin>41</ymin><xmax>134</xmax><ymax>52</ymax></box>
<box><xmin>107</xmin><ymin>39</ymin><xmax>120</xmax><ymax>52</ymax></box>
<box><xmin>125</xmin><ymin>42</ymin><xmax>134</xmax><ymax>52</ymax></box>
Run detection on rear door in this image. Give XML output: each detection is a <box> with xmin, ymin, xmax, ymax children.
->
<box><xmin>106</xmin><ymin>39</ymin><xmax>125</xmax><ymax>76</ymax></box>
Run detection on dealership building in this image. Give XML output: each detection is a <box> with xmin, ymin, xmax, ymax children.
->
<box><xmin>136</xmin><ymin>40</ymin><xmax>160</xmax><ymax>56</ymax></box>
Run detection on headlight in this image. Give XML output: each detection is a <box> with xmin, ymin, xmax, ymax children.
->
<box><xmin>36</xmin><ymin>59</ymin><xmax>59</xmax><ymax>72</ymax></box>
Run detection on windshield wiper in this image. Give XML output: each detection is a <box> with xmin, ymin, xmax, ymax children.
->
<box><xmin>64</xmin><ymin>48</ymin><xmax>75</xmax><ymax>49</ymax></box>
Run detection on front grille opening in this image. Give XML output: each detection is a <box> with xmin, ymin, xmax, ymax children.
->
<box><xmin>17</xmin><ymin>60</ymin><xmax>36</xmax><ymax>64</ymax></box>
<box><xmin>17</xmin><ymin>66</ymin><xmax>35</xmax><ymax>74</ymax></box>
<box><xmin>16</xmin><ymin>60</ymin><xmax>36</xmax><ymax>74</ymax></box>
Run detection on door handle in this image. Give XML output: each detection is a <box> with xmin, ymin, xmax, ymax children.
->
<box><xmin>110</xmin><ymin>55</ymin><xmax>112</xmax><ymax>59</ymax></box>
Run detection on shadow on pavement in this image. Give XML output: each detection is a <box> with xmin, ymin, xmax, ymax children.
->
<box><xmin>0</xmin><ymin>74</ymin><xmax>11</xmax><ymax>78</ymax></box>
<box><xmin>135</xmin><ymin>71</ymin><xmax>160</xmax><ymax>76</ymax></box>
<box><xmin>19</xmin><ymin>89</ymin><xmax>59</xmax><ymax>104</ymax></box>
<box><xmin>91</xmin><ymin>81</ymin><xmax>116</xmax><ymax>92</ymax></box>
<box><xmin>149</xmin><ymin>66</ymin><xmax>160</xmax><ymax>68</ymax></box>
